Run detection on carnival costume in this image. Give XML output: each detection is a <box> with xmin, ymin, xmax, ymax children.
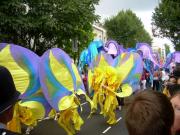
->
<box><xmin>0</xmin><ymin>44</ymin><xmax>52</xmax><ymax>133</ymax></box>
<box><xmin>88</xmin><ymin>52</ymin><xmax>143</xmax><ymax>124</ymax></box>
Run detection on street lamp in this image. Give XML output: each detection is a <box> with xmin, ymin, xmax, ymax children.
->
<box><xmin>72</xmin><ymin>38</ymin><xmax>78</xmax><ymax>52</ymax></box>
<box><xmin>72</xmin><ymin>38</ymin><xmax>78</xmax><ymax>64</ymax></box>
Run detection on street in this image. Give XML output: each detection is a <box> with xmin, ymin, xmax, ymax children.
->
<box><xmin>30</xmin><ymin>102</ymin><xmax>128</xmax><ymax>135</ymax></box>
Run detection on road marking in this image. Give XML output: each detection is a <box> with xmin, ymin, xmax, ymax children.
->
<box><xmin>102</xmin><ymin>117</ymin><xmax>122</xmax><ymax>134</ymax></box>
<box><xmin>81</xmin><ymin>102</ymin><xmax>88</xmax><ymax>106</ymax></box>
<box><xmin>102</xmin><ymin>127</ymin><xmax>111</xmax><ymax>134</ymax></box>
<box><xmin>117</xmin><ymin>117</ymin><xmax>122</xmax><ymax>122</ymax></box>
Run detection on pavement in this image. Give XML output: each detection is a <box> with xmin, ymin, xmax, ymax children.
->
<box><xmin>30</xmin><ymin>100</ymin><xmax>129</xmax><ymax>135</ymax></box>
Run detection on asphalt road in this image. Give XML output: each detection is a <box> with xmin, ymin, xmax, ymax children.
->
<box><xmin>30</xmin><ymin>101</ymin><xmax>128</xmax><ymax>135</ymax></box>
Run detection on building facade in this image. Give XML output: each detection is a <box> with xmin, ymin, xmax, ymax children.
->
<box><xmin>152</xmin><ymin>44</ymin><xmax>166</xmax><ymax>59</ymax></box>
<box><xmin>92</xmin><ymin>24</ymin><xmax>107</xmax><ymax>42</ymax></box>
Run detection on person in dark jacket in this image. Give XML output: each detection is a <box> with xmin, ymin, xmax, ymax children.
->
<box><xmin>0</xmin><ymin>66</ymin><xmax>21</xmax><ymax>135</ymax></box>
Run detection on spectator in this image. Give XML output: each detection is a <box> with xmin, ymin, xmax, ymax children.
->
<box><xmin>161</xmin><ymin>68</ymin><xmax>168</xmax><ymax>81</ymax></box>
<box><xmin>140</xmin><ymin>68</ymin><xmax>147</xmax><ymax>90</ymax></box>
<box><xmin>0</xmin><ymin>66</ymin><xmax>21</xmax><ymax>135</ymax></box>
<box><xmin>170</xmin><ymin>61</ymin><xmax>175</xmax><ymax>74</ymax></box>
<box><xmin>163</xmin><ymin>65</ymin><xmax>180</xmax><ymax>108</ymax></box>
<box><xmin>177</xmin><ymin>78</ymin><xmax>180</xmax><ymax>85</ymax></box>
<box><xmin>145</xmin><ymin>70</ymin><xmax>151</xmax><ymax>88</ymax></box>
<box><xmin>168</xmin><ymin>84</ymin><xmax>180</xmax><ymax>135</ymax></box>
<box><xmin>125</xmin><ymin>90</ymin><xmax>174</xmax><ymax>135</ymax></box>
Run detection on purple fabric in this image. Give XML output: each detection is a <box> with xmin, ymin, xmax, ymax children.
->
<box><xmin>164</xmin><ymin>53</ymin><xmax>173</xmax><ymax>68</ymax></box>
<box><xmin>173</xmin><ymin>51</ymin><xmax>180</xmax><ymax>63</ymax></box>
<box><xmin>136</xmin><ymin>43</ymin><xmax>160</xmax><ymax>68</ymax></box>
<box><xmin>89</xmin><ymin>52</ymin><xmax>114</xmax><ymax>69</ymax></box>
<box><xmin>0</xmin><ymin>44</ymin><xmax>40</xmax><ymax>99</ymax></box>
<box><xmin>39</xmin><ymin>49</ymin><xmax>73</xmax><ymax>110</ymax></box>
<box><xmin>164</xmin><ymin>51</ymin><xmax>180</xmax><ymax>68</ymax></box>
<box><xmin>0</xmin><ymin>43</ymin><xmax>7</xmax><ymax>50</ymax></box>
<box><xmin>39</xmin><ymin>48</ymin><xmax>85</xmax><ymax>111</ymax></box>
<box><xmin>9</xmin><ymin>44</ymin><xmax>40</xmax><ymax>99</ymax></box>
<box><xmin>104</xmin><ymin>40</ymin><xmax>120</xmax><ymax>56</ymax></box>
<box><xmin>117</xmin><ymin>45</ymin><xmax>124</xmax><ymax>54</ymax></box>
<box><xmin>1</xmin><ymin>44</ymin><xmax>52</xmax><ymax>115</ymax></box>
<box><xmin>123</xmin><ymin>53</ymin><xmax>143</xmax><ymax>91</ymax></box>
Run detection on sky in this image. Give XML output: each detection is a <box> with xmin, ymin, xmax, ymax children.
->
<box><xmin>95</xmin><ymin>0</ymin><xmax>175</xmax><ymax>52</ymax></box>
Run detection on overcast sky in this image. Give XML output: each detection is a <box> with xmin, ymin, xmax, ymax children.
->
<box><xmin>95</xmin><ymin>0</ymin><xmax>174</xmax><ymax>51</ymax></box>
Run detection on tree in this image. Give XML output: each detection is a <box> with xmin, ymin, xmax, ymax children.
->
<box><xmin>152</xmin><ymin>0</ymin><xmax>180</xmax><ymax>51</ymax></box>
<box><xmin>104</xmin><ymin>10</ymin><xmax>152</xmax><ymax>48</ymax></box>
<box><xmin>0</xmin><ymin>0</ymin><xmax>100</xmax><ymax>55</ymax></box>
<box><xmin>164</xmin><ymin>44</ymin><xmax>170</xmax><ymax>55</ymax></box>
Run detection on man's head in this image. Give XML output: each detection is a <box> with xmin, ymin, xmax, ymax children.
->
<box><xmin>168</xmin><ymin>84</ymin><xmax>180</xmax><ymax>133</ymax></box>
<box><xmin>0</xmin><ymin>66</ymin><xmax>20</xmax><ymax>124</ymax></box>
<box><xmin>125</xmin><ymin>90</ymin><xmax>174</xmax><ymax>135</ymax></box>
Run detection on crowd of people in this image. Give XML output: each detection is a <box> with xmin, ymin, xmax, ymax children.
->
<box><xmin>126</xmin><ymin>63</ymin><xmax>180</xmax><ymax>135</ymax></box>
<box><xmin>140</xmin><ymin>63</ymin><xmax>179</xmax><ymax>92</ymax></box>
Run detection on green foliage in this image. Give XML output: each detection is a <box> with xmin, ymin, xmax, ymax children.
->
<box><xmin>104</xmin><ymin>10</ymin><xmax>152</xmax><ymax>48</ymax></box>
<box><xmin>0</xmin><ymin>0</ymin><xmax>100</xmax><ymax>56</ymax></box>
<box><xmin>152</xmin><ymin>0</ymin><xmax>180</xmax><ymax>51</ymax></box>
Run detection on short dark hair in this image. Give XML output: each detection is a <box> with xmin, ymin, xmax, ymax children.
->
<box><xmin>168</xmin><ymin>84</ymin><xmax>180</xmax><ymax>98</ymax></box>
<box><xmin>125</xmin><ymin>90</ymin><xmax>174</xmax><ymax>135</ymax></box>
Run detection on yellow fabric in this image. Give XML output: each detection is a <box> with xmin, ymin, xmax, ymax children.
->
<box><xmin>163</xmin><ymin>87</ymin><xmax>171</xmax><ymax>98</ymax></box>
<box><xmin>76</xmin><ymin>89</ymin><xmax>94</xmax><ymax>113</ymax></box>
<box><xmin>0</xmin><ymin>45</ymin><xmax>29</xmax><ymax>94</ymax></box>
<box><xmin>49</xmin><ymin>51</ymin><xmax>74</xmax><ymax>92</ymax></box>
<box><xmin>98</xmin><ymin>54</ymin><xmax>110</xmax><ymax>68</ymax></box>
<box><xmin>7</xmin><ymin>101</ymin><xmax>43</xmax><ymax>133</ymax></box>
<box><xmin>7</xmin><ymin>104</ymin><xmax>21</xmax><ymax>133</ymax></box>
<box><xmin>50</xmin><ymin>51</ymin><xmax>93</xmax><ymax>134</ymax></box>
<box><xmin>90</xmin><ymin>56</ymin><xmax>134</xmax><ymax>124</ymax></box>
<box><xmin>105</xmin><ymin>94</ymin><xmax>118</xmax><ymax>124</ymax></box>
<box><xmin>19</xmin><ymin>101</ymin><xmax>45</xmax><ymax>120</ymax></box>
<box><xmin>71</xmin><ymin>63</ymin><xmax>82</xmax><ymax>88</ymax></box>
<box><xmin>116</xmin><ymin>84</ymin><xmax>133</xmax><ymax>98</ymax></box>
<box><xmin>18</xmin><ymin>103</ymin><xmax>40</xmax><ymax>126</ymax></box>
<box><xmin>116</xmin><ymin>53</ymin><xmax>134</xmax><ymax>84</ymax></box>
<box><xmin>58</xmin><ymin>108</ymin><xmax>84</xmax><ymax>135</ymax></box>
<box><xmin>58</xmin><ymin>89</ymin><xmax>91</xmax><ymax>134</ymax></box>
<box><xmin>88</xmin><ymin>69</ymin><xmax>93</xmax><ymax>93</ymax></box>
<box><xmin>48</xmin><ymin>109</ymin><xmax>56</xmax><ymax>119</ymax></box>
<box><xmin>58</xmin><ymin>95</ymin><xmax>78</xmax><ymax>111</ymax></box>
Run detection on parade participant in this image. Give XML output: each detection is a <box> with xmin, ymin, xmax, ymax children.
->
<box><xmin>153</xmin><ymin>69</ymin><xmax>160</xmax><ymax>91</ymax></box>
<box><xmin>125</xmin><ymin>90</ymin><xmax>174</xmax><ymax>135</ymax></box>
<box><xmin>0</xmin><ymin>66</ymin><xmax>21</xmax><ymax>135</ymax></box>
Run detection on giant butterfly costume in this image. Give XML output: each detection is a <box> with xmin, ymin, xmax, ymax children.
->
<box><xmin>88</xmin><ymin>51</ymin><xmax>143</xmax><ymax>124</ymax></box>
<box><xmin>0</xmin><ymin>44</ymin><xmax>52</xmax><ymax>133</ymax></box>
<box><xmin>164</xmin><ymin>51</ymin><xmax>180</xmax><ymax>69</ymax></box>
<box><xmin>39</xmin><ymin>48</ymin><xmax>93</xmax><ymax>135</ymax></box>
<box><xmin>0</xmin><ymin>44</ymin><xmax>92</xmax><ymax>135</ymax></box>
